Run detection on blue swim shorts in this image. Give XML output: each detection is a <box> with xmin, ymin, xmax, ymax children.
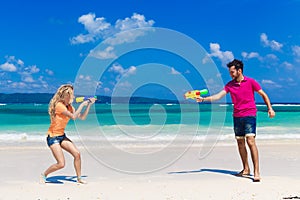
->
<box><xmin>233</xmin><ymin>116</ymin><xmax>256</xmax><ymax>139</ymax></box>
<box><xmin>46</xmin><ymin>134</ymin><xmax>71</xmax><ymax>147</ymax></box>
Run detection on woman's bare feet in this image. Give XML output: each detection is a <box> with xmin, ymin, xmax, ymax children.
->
<box><xmin>77</xmin><ymin>177</ymin><xmax>87</xmax><ymax>184</ymax></box>
<box><xmin>39</xmin><ymin>173</ymin><xmax>46</xmax><ymax>184</ymax></box>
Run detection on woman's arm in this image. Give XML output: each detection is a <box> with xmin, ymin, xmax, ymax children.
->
<box><xmin>62</xmin><ymin>98</ymin><xmax>96</xmax><ymax>120</ymax></box>
<box><xmin>77</xmin><ymin>102</ymin><xmax>93</xmax><ymax>120</ymax></box>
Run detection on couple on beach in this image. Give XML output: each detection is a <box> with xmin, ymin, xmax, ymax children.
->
<box><xmin>40</xmin><ymin>59</ymin><xmax>275</xmax><ymax>184</ymax></box>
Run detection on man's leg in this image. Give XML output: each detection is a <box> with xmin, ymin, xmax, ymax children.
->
<box><xmin>246</xmin><ymin>136</ymin><xmax>260</xmax><ymax>181</ymax></box>
<box><xmin>236</xmin><ymin>138</ymin><xmax>250</xmax><ymax>175</ymax></box>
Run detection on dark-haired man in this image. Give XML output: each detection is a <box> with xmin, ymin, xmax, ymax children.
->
<box><xmin>198</xmin><ymin>59</ymin><xmax>275</xmax><ymax>182</ymax></box>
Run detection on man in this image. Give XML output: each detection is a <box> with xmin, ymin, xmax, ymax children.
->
<box><xmin>198</xmin><ymin>59</ymin><xmax>275</xmax><ymax>182</ymax></box>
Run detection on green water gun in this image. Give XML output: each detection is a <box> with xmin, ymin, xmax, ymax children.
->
<box><xmin>184</xmin><ymin>89</ymin><xmax>208</xmax><ymax>100</ymax></box>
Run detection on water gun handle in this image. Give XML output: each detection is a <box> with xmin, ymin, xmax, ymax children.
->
<box><xmin>184</xmin><ymin>89</ymin><xmax>208</xmax><ymax>100</ymax></box>
<box><xmin>75</xmin><ymin>96</ymin><xmax>97</xmax><ymax>103</ymax></box>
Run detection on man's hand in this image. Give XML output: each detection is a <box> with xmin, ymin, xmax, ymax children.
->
<box><xmin>268</xmin><ymin>109</ymin><xmax>275</xmax><ymax>118</ymax></box>
<box><xmin>196</xmin><ymin>97</ymin><xmax>204</xmax><ymax>103</ymax></box>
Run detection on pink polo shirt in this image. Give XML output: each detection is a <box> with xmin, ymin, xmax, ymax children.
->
<box><xmin>224</xmin><ymin>76</ymin><xmax>261</xmax><ymax>117</ymax></box>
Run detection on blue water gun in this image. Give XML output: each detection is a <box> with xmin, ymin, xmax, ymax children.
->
<box><xmin>75</xmin><ymin>96</ymin><xmax>97</xmax><ymax>103</ymax></box>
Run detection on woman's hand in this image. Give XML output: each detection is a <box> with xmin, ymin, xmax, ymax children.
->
<box><xmin>82</xmin><ymin>97</ymin><xmax>96</xmax><ymax>106</ymax></box>
<box><xmin>87</xmin><ymin>97</ymin><xmax>96</xmax><ymax>104</ymax></box>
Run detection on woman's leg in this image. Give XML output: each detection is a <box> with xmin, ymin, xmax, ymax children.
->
<box><xmin>42</xmin><ymin>143</ymin><xmax>65</xmax><ymax>182</ymax></box>
<box><xmin>60</xmin><ymin>139</ymin><xmax>85</xmax><ymax>183</ymax></box>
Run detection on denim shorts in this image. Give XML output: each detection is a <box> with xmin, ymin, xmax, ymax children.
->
<box><xmin>233</xmin><ymin>116</ymin><xmax>256</xmax><ymax>139</ymax></box>
<box><xmin>46</xmin><ymin>134</ymin><xmax>71</xmax><ymax>147</ymax></box>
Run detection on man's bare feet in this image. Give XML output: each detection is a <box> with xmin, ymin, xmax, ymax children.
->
<box><xmin>235</xmin><ymin>169</ymin><xmax>250</xmax><ymax>176</ymax></box>
<box><xmin>253</xmin><ymin>171</ymin><xmax>261</xmax><ymax>182</ymax></box>
<box><xmin>253</xmin><ymin>174</ymin><xmax>261</xmax><ymax>182</ymax></box>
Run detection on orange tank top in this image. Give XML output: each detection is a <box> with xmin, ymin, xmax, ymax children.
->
<box><xmin>47</xmin><ymin>102</ymin><xmax>74</xmax><ymax>137</ymax></box>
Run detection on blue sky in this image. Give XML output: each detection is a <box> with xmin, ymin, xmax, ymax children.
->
<box><xmin>0</xmin><ymin>0</ymin><xmax>300</xmax><ymax>102</ymax></box>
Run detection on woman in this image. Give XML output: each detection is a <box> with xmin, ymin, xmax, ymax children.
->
<box><xmin>40</xmin><ymin>84</ymin><xmax>95</xmax><ymax>184</ymax></box>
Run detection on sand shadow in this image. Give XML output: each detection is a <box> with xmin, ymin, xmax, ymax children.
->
<box><xmin>46</xmin><ymin>175</ymin><xmax>87</xmax><ymax>184</ymax></box>
<box><xmin>168</xmin><ymin>168</ymin><xmax>253</xmax><ymax>181</ymax></box>
<box><xmin>282</xmin><ymin>196</ymin><xmax>300</xmax><ymax>199</ymax></box>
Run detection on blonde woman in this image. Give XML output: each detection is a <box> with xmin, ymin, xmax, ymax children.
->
<box><xmin>40</xmin><ymin>84</ymin><xmax>95</xmax><ymax>184</ymax></box>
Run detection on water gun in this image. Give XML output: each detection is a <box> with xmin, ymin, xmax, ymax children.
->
<box><xmin>75</xmin><ymin>96</ymin><xmax>97</xmax><ymax>103</ymax></box>
<box><xmin>184</xmin><ymin>89</ymin><xmax>208</xmax><ymax>100</ymax></box>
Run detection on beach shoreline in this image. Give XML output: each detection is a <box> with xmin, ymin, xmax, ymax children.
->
<box><xmin>1</xmin><ymin>139</ymin><xmax>300</xmax><ymax>199</ymax></box>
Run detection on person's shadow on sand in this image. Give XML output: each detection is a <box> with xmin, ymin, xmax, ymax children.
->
<box><xmin>168</xmin><ymin>168</ymin><xmax>253</xmax><ymax>181</ymax></box>
<box><xmin>45</xmin><ymin>175</ymin><xmax>87</xmax><ymax>184</ymax></box>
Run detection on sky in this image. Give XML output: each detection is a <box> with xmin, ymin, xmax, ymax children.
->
<box><xmin>0</xmin><ymin>0</ymin><xmax>300</xmax><ymax>102</ymax></box>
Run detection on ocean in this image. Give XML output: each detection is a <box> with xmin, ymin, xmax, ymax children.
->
<box><xmin>1</xmin><ymin>103</ymin><xmax>300</xmax><ymax>145</ymax></box>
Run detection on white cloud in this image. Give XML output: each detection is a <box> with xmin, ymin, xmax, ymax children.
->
<box><xmin>70</xmin><ymin>13</ymin><xmax>111</xmax><ymax>44</ymax></box>
<box><xmin>45</xmin><ymin>69</ymin><xmax>54</xmax><ymax>76</ymax></box>
<box><xmin>260</xmin><ymin>33</ymin><xmax>283</xmax><ymax>51</ymax></box>
<box><xmin>117</xmin><ymin>81</ymin><xmax>132</xmax><ymax>88</ymax></box>
<box><xmin>71</xmin><ymin>12</ymin><xmax>155</xmax><ymax>45</ymax></box>
<box><xmin>292</xmin><ymin>45</ymin><xmax>300</xmax><ymax>62</ymax></box>
<box><xmin>115</xmin><ymin>13</ymin><xmax>154</xmax><ymax>31</ymax></box>
<box><xmin>71</xmin><ymin>33</ymin><xmax>95</xmax><ymax>44</ymax></box>
<box><xmin>0</xmin><ymin>62</ymin><xmax>17</xmax><ymax>72</ymax></box>
<box><xmin>25</xmin><ymin>65</ymin><xmax>40</xmax><ymax>74</ymax></box>
<box><xmin>265</xmin><ymin>54</ymin><xmax>279</xmax><ymax>61</ymax></box>
<box><xmin>126</xmin><ymin>66</ymin><xmax>137</xmax><ymax>76</ymax></box>
<box><xmin>96</xmin><ymin>81</ymin><xmax>103</xmax><ymax>89</ymax></box>
<box><xmin>262</xmin><ymin>80</ymin><xmax>274</xmax><ymax>85</ymax></box>
<box><xmin>292</xmin><ymin>45</ymin><xmax>300</xmax><ymax>56</ymax></box>
<box><xmin>38</xmin><ymin>76</ymin><xmax>49</xmax><ymax>89</ymax></box>
<box><xmin>17</xmin><ymin>59</ymin><xmax>24</xmax><ymax>66</ymax></box>
<box><xmin>208</xmin><ymin>43</ymin><xmax>234</xmax><ymax>67</ymax></box>
<box><xmin>171</xmin><ymin>67</ymin><xmax>180</xmax><ymax>75</ymax></box>
<box><xmin>241</xmin><ymin>52</ymin><xmax>262</xmax><ymax>61</ymax></box>
<box><xmin>281</xmin><ymin>61</ymin><xmax>294</xmax><ymax>70</ymax></box>
<box><xmin>15</xmin><ymin>65</ymin><xmax>41</xmax><ymax>84</ymax></box>
<box><xmin>79</xmin><ymin>75</ymin><xmax>92</xmax><ymax>81</ymax></box>
<box><xmin>262</xmin><ymin>79</ymin><xmax>282</xmax><ymax>88</ymax></box>
<box><xmin>11</xmin><ymin>82</ymin><xmax>27</xmax><ymax>89</ymax></box>
<box><xmin>89</xmin><ymin>46</ymin><xmax>117</xmax><ymax>59</ymax></box>
<box><xmin>78</xmin><ymin>13</ymin><xmax>110</xmax><ymax>34</ymax></box>
<box><xmin>0</xmin><ymin>55</ymin><xmax>55</xmax><ymax>92</ymax></box>
<box><xmin>105</xmin><ymin>64</ymin><xmax>137</xmax><ymax>93</ymax></box>
<box><xmin>109</xmin><ymin>63</ymin><xmax>126</xmax><ymax>74</ymax></box>
<box><xmin>104</xmin><ymin>87</ymin><xmax>111</xmax><ymax>93</ymax></box>
<box><xmin>76</xmin><ymin>74</ymin><xmax>103</xmax><ymax>92</ymax></box>
<box><xmin>109</xmin><ymin>63</ymin><xmax>136</xmax><ymax>77</ymax></box>
<box><xmin>23</xmin><ymin>76</ymin><xmax>34</xmax><ymax>83</ymax></box>
<box><xmin>103</xmin><ymin>29</ymin><xmax>150</xmax><ymax>46</ymax></box>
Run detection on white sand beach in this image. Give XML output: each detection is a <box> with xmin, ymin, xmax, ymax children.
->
<box><xmin>0</xmin><ymin>140</ymin><xmax>300</xmax><ymax>200</ymax></box>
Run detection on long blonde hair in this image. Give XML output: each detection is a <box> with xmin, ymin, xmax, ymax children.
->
<box><xmin>48</xmin><ymin>84</ymin><xmax>74</xmax><ymax>120</ymax></box>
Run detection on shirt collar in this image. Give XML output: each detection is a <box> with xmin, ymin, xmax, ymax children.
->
<box><xmin>233</xmin><ymin>76</ymin><xmax>248</xmax><ymax>83</ymax></box>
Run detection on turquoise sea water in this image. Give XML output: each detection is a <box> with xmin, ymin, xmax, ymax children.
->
<box><xmin>0</xmin><ymin>103</ymin><xmax>300</xmax><ymax>143</ymax></box>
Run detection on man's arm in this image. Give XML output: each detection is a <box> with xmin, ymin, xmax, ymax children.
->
<box><xmin>257</xmin><ymin>89</ymin><xmax>275</xmax><ymax>118</ymax></box>
<box><xmin>197</xmin><ymin>90</ymin><xmax>227</xmax><ymax>102</ymax></box>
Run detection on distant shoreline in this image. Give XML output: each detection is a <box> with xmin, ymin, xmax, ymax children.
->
<box><xmin>0</xmin><ymin>93</ymin><xmax>179</xmax><ymax>104</ymax></box>
<box><xmin>0</xmin><ymin>93</ymin><xmax>299</xmax><ymax>104</ymax></box>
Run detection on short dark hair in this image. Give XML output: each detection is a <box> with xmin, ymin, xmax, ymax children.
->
<box><xmin>227</xmin><ymin>59</ymin><xmax>244</xmax><ymax>73</ymax></box>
